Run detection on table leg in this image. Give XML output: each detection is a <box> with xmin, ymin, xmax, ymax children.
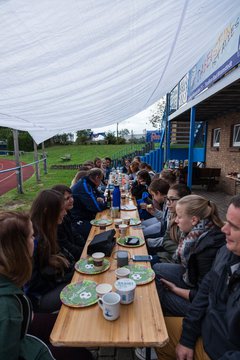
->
<box><xmin>146</xmin><ymin>347</ymin><xmax>151</xmax><ymax>360</ymax></box>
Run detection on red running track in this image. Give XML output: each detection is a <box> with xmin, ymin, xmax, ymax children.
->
<box><xmin>0</xmin><ymin>159</ymin><xmax>34</xmax><ymax>195</ymax></box>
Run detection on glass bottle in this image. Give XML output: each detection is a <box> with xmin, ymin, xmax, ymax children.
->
<box><xmin>106</xmin><ymin>189</ymin><xmax>111</xmax><ymax>209</ymax></box>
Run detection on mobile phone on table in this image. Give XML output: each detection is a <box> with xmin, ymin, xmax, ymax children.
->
<box><xmin>125</xmin><ymin>237</ymin><xmax>140</xmax><ymax>246</ymax></box>
<box><xmin>132</xmin><ymin>255</ymin><xmax>153</xmax><ymax>262</ymax></box>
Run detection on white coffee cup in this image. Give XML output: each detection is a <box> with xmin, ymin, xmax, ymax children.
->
<box><xmin>119</xmin><ymin>223</ymin><xmax>128</xmax><ymax>237</ymax></box>
<box><xmin>115</xmin><ymin>267</ymin><xmax>131</xmax><ymax>279</ymax></box>
<box><xmin>96</xmin><ymin>283</ymin><xmax>113</xmax><ymax>298</ymax></box>
<box><xmin>98</xmin><ymin>292</ymin><xmax>121</xmax><ymax>321</ymax></box>
<box><xmin>114</xmin><ymin>278</ymin><xmax>136</xmax><ymax>304</ymax></box>
<box><xmin>91</xmin><ymin>252</ymin><xmax>105</xmax><ymax>271</ymax></box>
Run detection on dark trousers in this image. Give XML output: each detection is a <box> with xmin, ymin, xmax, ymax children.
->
<box><xmin>153</xmin><ymin>263</ymin><xmax>191</xmax><ymax>316</ymax></box>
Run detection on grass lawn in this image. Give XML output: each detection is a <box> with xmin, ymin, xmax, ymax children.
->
<box><xmin>0</xmin><ymin>143</ymin><xmax>144</xmax><ymax>211</ymax></box>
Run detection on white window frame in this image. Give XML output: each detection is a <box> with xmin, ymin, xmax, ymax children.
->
<box><xmin>213</xmin><ymin>128</ymin><xmax>220</xmax><ymax>147</ymax></box>
<box><xmin>233</xmin><ymin>124</ymin><xmax>240</xmax><ymax>147</ymax></box>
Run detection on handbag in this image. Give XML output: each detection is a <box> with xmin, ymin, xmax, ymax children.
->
<box><xmin>87</xmin><ymin>229</ymin><xmax>116</xmax><ymax>257</ymax></box>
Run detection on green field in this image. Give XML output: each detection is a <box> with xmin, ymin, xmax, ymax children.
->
<box><xmin>0</xmin><ymin>144</ymin><xmax>144</xmax><ymax>211</ymax></box>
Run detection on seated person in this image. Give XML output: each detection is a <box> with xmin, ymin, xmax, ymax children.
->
<box><xmin>0</xmin><ymin>211</ymin><xmax>54</xmax><ymax>360</ymax></box>
<box><xmin>105</xmin><ymin>157</ymin><xmax>112</xmax><ymax>181</ymax></box>
<box><xmin>128</xmin><ymin>160</ymin><xmax>140</xmax><ymax>181</ymax></box>
<box><xmin>131</xmin><ymin>170</ymin><xmax>152</xmax><ymax>200</ymax></box>
<box><xmin>139</xmin><ymin>162</ymin><xmax>156</xmax><ymax>179</ymax></box>
<box><xmin>159</xmin><ymin>169</ymin><xmax>177</xmax><ymax>186</ymax></box>
<box><xmin>52</xmin><ymin>185</ymin><xmax>85</xmax><ymax>260</ymax></box>
<box><xmin>156</xmin><ymin>194</ymin><xmax>240</xmax><ymax>360</ymax></box>
<box><xmin>70</xmin><ymin>169</ymin><xmax>89</xmax><ymax>187</ymax></box>
<box><xmin>25</xmin><ymin>190</ymin><xmax>75</xmax><ymax>313</ymax></box>
<box><xmin>93</xmin><ymin>157</ymin><xmax>102</xmax><ymax>168</ymax></box>
<box><xmin>153</xmin><ymin>194</ymin><xmax>225</xmax><ymax>316</ymax></box>
<box><xmin>141</xmin><ymin>179</ymin><xmax>170</xmax><ymax>237</ymax></box>
<box><xmin>122</xmin><ymin>158</ymin><xmax>132</xmax><ymax>174</ymax></box>
<box><xmin>133</xmin><ymin>156</ymin><xmax>141</xmax><ymax>163</ymax></box>
<box><xmin>71</xmin><ymin>168</ymin><xmax>107</xmax><ymax>239</ymax></box>
<box><xmin>147</xmin><ymin>184</ymin><xmax>191</xmax><ymax>262</ymax></box>
<box><xmin>0</xmin><ymin>211</ymin><xmax>92</xmax><ymax>360</ymax></box>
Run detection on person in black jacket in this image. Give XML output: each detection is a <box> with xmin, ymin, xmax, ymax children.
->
<box><xmin>25</xmin><ymin>190</ymin><xmax>75</xmax><ymax>313</ymax></box>
<box><xmin>156</xmin><ymin>194</ymin><xmax>240</xmax><ymax>360</ymax></box>
<box><xmin>52</xmin><ymin>185</ymin><xmax>85</xmax><ymax>260</ymax></box>
<box><xmin>131</xmin><ymin>170</ymin><xmax>152</xmax><ymax>200</ymax></box>
<box><xmin>153</xmin><ymin>194</ymin><xmax>225</xmax><ymax>316</ymax></box>
<box><xmin>70</xmin><ymin>168</ymin><xmax>107</xmax><ymax>239</ymax></box>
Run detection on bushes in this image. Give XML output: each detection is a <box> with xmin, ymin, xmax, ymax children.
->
<box><xmin>7</xmin><ymin>131</ymin><xmax>34</xmax><ymax>152</ymax></box>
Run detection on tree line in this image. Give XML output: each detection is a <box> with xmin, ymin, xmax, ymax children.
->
<box><xmin>0</xmin><ymin>127</ymin><xmax>145</xmax><ymax>152</ymax></box>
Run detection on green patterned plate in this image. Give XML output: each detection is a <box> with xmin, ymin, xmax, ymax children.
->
<box><xmin>75</xmin><ymin>258</ymin><xmax>110</xmax><ymax>274</ymax></box>
<box><xmin>60</xmin><ymin>280</ymin><xmax>98</xmax><ymax>307</ymax></box>
<box><xmin>117</xmin><ymin>236</ymin><xmax>145</xmax><ymax>248</ymax></box>
<box><xmin>129</xmin><ymin>218</ymin><xmax>141</xmax><ymax>226</ymax></box>
<box><xmin>124</xmin><ymin>265</ymin><xmax>155</xmax><ymax>285</ymax></box>
<box><xmin>90</xmin><ymin>219</ymin><xmax>113</xmax><ymax>226</ymax></box>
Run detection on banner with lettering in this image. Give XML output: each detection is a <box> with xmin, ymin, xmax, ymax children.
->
<box><xmin>188</xmin><ymin>15</ymin><xmax>240</xmax><ymax>101</ymax></box>
<box><xmin>146</xmin><ymin>130</ymin><xmax>162</xmax><ymax>143</ymax></box>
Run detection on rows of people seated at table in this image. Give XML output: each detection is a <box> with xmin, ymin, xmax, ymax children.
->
<box><xmin>0</xmin><ymin>154</ymin><xmax>240</xmax><ymax>360</ymax></box>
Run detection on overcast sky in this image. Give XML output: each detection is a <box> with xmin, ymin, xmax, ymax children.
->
<box><xmin>92</xmin><ymin>105</ymin><xmax>159</xmax><ymax>135</ymax></box>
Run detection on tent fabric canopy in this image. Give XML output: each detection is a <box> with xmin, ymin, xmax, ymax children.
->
<box><xmin>0</xmin><ymin>0</ymin><xmax>238</xmax><ymax>144</ymax></box>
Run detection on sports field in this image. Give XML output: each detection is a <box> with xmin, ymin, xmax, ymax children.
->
<box><xmin>0</xmin><ymin>143</ymin><xmax>144</xmax><ymax>211</ymax></box>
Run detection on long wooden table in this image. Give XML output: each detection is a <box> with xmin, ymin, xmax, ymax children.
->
<box><xmin>50</xmin><ymin>197</ymin><xmax>168</xmax><ymax>353</ymax></box>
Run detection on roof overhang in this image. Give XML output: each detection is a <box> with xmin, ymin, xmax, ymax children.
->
<box><xmin>169</xmin><ymin>68</ymin><xmax>240</xmax><ymax>122</ymax></box>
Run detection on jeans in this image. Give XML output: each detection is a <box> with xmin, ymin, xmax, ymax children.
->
<box><xmin>153</xmin><ymin>263</ymin><xmax>191</xmax><ymax>316</ymax></box>
<box><xmin>142</xmin><ymin>218</ymin><xmax>161</xmax><ymax>237</ymax></box>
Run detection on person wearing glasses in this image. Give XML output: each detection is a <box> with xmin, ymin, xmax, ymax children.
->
<box><xmin>153</xmin><ymin>194</ymin><xmax>225</xmax><ymax>316</ymax></box>
<box><xmin>52</xmin><ymin>185</ymin><xmax>85</xmax><ymax>261</ymax></box>
<box><xmin>147</xmin><ymin>184</ymin><xmax>191</xmax><ymax>263</ymax></box>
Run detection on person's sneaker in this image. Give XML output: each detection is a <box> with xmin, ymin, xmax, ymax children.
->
<box><xmin>135</xmin><ymin>347</ymin><xmax>158</xmax><ymax>360</ymax></box>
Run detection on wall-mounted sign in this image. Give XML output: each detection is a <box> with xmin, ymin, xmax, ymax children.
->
<box><xmin>188</xmin><ymin>15</ymin><xmax>240</xmax><ymax>101</ymax></box>
<box><xmin>146</xmin><ymin>130</ymin><xmax>162</xmax><ymax>143</ymax></box>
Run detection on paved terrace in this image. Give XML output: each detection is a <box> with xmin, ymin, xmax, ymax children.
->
<box><xmin>192</xmin><ymin>186</ymin><xmax>232</xmax><ymax>221</ymax></box>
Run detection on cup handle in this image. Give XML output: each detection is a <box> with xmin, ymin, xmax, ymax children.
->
<box><xmin>98</xmin><ymin>298</ymin><xmax>103</xmax><ymax>310</ymax></box>
<box><xmin>127</xmin><ymin>251</ymin><xmax>131</xmax><ymax>260</ymax></box>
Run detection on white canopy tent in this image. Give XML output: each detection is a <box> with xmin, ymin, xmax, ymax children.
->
<box><xmin>0</xmin><ymin>0</ymin><xmax>239</xmax><ymax>144</ymax></box>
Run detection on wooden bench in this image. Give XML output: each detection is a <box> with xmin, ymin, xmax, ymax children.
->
<box><xmin>192</xmin><ymin>167</ymin><xmax>221</xmax><ymax>190</ymax></box>
<box><xmin>60</xmin><ymin>154</ymin><xmax>71</xmax><ymax>161</ymax></box>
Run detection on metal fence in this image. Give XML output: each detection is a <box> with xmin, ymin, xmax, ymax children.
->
<box><xmin>0</xmin><ymin>156</ymin><xmax>47</xmax><ymax>194</ymax></box>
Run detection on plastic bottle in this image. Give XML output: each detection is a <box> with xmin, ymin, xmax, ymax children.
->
<box><xmin>112</xmin><ymin>183</ymin><xmax>121</xmax><ymax>208</ymax></box>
